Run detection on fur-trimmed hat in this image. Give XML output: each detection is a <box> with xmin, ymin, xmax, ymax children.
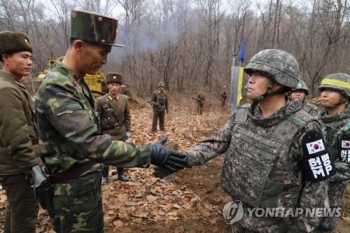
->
<box><xmin>106</xmin><ymin>73</ymin><xmax>123</xmax><ymax>84</ymax></box>
<box><xmin>70</xmin><ymin>10</ymin><xmax>123</xmax><ymax>47</ymax></box>
<box><xmin>0</xmin><ymin>31</ymin><xmax>33</xmax><ymax>61</ymax></box>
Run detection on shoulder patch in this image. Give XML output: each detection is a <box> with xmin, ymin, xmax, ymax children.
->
<box><xmin>301</xmin><ymin>129</ymin><xmax>336</xmax><ymax>182</ymax></box>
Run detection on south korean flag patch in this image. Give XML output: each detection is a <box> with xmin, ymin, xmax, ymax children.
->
<box><xmin>339</xmin><ymin>134</ymin><xmax>350</xmax><ymax>164</ymax></box>
<box><xmin>301</xmin><ymin>129</ymin><xmax>335</xmax><ymax>182</ymax></box>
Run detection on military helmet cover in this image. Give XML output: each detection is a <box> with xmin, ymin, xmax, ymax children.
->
<box><xmin>157</xmin><ymin>82</ymin><xmax>166</xmax><ymax>88</ymax></box>
<box><xmin>106</xmin><ymin>72</ymin><xmax>123</xmax><ymax>84</ymax></box>
<box><xmin>0</xmin><ymin>31</ymin><xmax>33</xmax><ymax>61</ymax></box>
<box><xmin>70</xmin><ymin>9</ymin><xmax>123</xmax><ymax>47</ymax></box>
<box><xmin>292</xmin><ymin>79</ymin><xmax>309</xmax><ymax>95</ymax></box>
<box><xmin>318</xmin><ymin>73</ymin><xmax>350</xmax><ymax>98</ymax></box>
<box><xmin>244</xmin><ymin>49</ymin><xmax>299</xmax><ymax>88</ymax></box>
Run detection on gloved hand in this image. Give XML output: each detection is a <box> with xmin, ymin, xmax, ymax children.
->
<box><xmin>149</xmin><ymin>136</ymin><xmax>188</xmax><ymax>171</ymax></box>
<box><xmin>153</xmin><ymin>166</ymin><xmax>177</xmax><ymax>178</ymax></box>
<box><xmin>125</xmin><ymin>131</ymin><xmax>131</xmax><ymax>139</ymax></box>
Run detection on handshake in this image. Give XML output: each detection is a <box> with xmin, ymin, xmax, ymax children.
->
<box><xmin>149</xmin><ymin>136</ymin><xmax>188</xmax><ymax>178</ymax></box>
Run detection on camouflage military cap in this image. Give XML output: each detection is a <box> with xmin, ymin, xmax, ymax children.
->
<box><xmin>157</xmin><ymin>82</ymin><xmax>166</xmax><ymax>88</ymax></box>
<box><xmin>106</xmin><ymin>72</ymin><xmax>123</xmax><ymax>84</ymax></box>
<box><xmin>244</xmin><ymin>49</ymin><xmax>299</xmax><ymax>88</ymax></box>
<box><xmin>292</xmin><ymin>79</ymin><xmax>309</xmax><ymax>95</ymax></box>
<box><xmin>0</xmin><ymin>31</ymin><xmax>33</xmax><ymax>61</ymax></box>
<box><xmin>70</xmin><ymin>10</ymin><xmax>123</xmax><ymax>47</ymax></box>
<box><xmin>318</xmin><ymin>73</ymin><xmax>350</xmax><ymax>98</ymax></box>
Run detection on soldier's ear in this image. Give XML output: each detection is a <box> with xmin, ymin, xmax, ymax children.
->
<box><xmin>73</xmin><ymin>40</ymin><xmax>85</xmax><ymax>54</ymax></box>
<box><xmin>273</xmin><ymin>83</ymin><xmax>284</xmax><ymax>92</ymax></box>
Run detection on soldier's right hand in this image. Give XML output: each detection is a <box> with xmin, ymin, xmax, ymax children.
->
<box><xmin>153</xmin><ymin>167</ymin><xmax>177</xmax><ymax>179</ymax></box>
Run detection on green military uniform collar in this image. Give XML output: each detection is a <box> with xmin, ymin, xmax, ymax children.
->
<box><xmin>0</xmin><ymin>70</ymin><xmax>19</xmax><ymax>82</ymax></box>
<box><xmin>53</xmin><ymin>61</ymin><xmax>79</xmax><ymax>83</ymax></box>
<box><xmin>108</xmin><ymin>94</ymin><xmax>119</xmax><ymax>100</ymax></box>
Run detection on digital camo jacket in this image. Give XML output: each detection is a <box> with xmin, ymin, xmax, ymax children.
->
<box><xmin>186</xmin><ymin>100</ymin><xmax>329</xmax><ymax>232</ymax></box>
<box><xmin>34</xmin><ymin>62</ymin><xmax>150</xmax><ymax>176</ymax></box>
<box><xmin>319</xmin><ymin>106</ymin><xmax>350</xmax><ymax>207</ymax></box>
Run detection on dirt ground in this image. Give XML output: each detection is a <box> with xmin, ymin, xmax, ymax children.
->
<box><xmin>1</xmin><ymin>99</ymin><xmax>350</xmax><ymax>233</ymax></box>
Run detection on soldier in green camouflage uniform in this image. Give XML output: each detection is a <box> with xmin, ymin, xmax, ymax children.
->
<box><xmin>290</xmin><ymin>79</ymin><xmax>320</xmax><ymax>116</ymax></box>
<box><xmin>154</xmin><ymin>49</ymin><xmax>334</xmax><ymax>233</ymax></box>
<box><xmin>313</xmin><ymin>73</ymin><xmax>350</xmax><ymax>233</ymax></box>
<box><xmin>193</xmin><ymin>89</ymin><xmax>206</xmax><ymax>115</ymax></box>
<box><xmin>0</xmin><ymin>31</ymin><xmax>40</xmax><ymax>233</ymax></box>
<box><xmin>96</xmin><ymin>73</ymin><xmax>131</xmax><ymax>182</ymax></box>
<box><xmin>34</xmin><ymin>10</ymin><xmax>187</xmax><ymax>233</ymax></box>
<box><xmin>151</xmin><ymin>82</ymin><xmax>169</xmax><ymax>132</ymax></box>
<box><xmin>221</xmin><ymin>86</ymin><xmax>228</xmax><ymax>107</ymax></box>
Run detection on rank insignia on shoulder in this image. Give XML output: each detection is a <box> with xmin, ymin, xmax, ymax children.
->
<box><xmin>339</xmin><ymin>134</ymin><xmax>350</xmax><ymax>164</ymax></box>
<box><xmin>301</xmin><ymin>129</ymin><xmax>336</xmax><ymax>182</ymax></box>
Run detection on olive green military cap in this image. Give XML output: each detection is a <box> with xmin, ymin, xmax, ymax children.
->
<box><xmin>70</xmin><ymin>9</ymin><xmax>123</xmax><ymax>47</ymax></box>
<box><xmin>106</xmin><ymin>73</ymin><xmax>123</xmax><ymax>84</ymax></box>
<box><xmin>0</xmin><ymin>31</ymin><xmax>33</xmax><ymax>61</ymax></box>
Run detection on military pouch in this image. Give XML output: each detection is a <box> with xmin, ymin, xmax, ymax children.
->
<box><xmin>31</xmin><ymin>165</ymin><xmax>55</xmax><ymax>218</ymax></box>
<box><xmin>221</xmin><ymin>125</ymin><xmax>282</xmax><ymax>208</ymax></box>
<box><xmin>35</xmin><ymin>185</ymin><xmax>55</xmax><ymax>218</ymax></box>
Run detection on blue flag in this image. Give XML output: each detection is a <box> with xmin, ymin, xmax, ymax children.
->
<box><xmin>239</xmin><ymin>38</ymin><xmax>245</xmax><ymax>63</ymax></box>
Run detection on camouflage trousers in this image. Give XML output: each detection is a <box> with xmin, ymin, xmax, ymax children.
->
<box><xmin>311</xmin><ymin>212</ymin><xmax>337</xmax><ymax>233</ymax></box>
<box><xmin>51</xmin><ymin>171</ymin><xmax>104</xmax><ymax>233</ymax></box>
<box><xmin>152</xmin><ymin>110</ymin><xmax>165</xmax><ymax>131</ymax></box>
<box><xmin>0</xmin><ymin>173</ymin><xmax>39</xmax><ymax>233</ymax></box>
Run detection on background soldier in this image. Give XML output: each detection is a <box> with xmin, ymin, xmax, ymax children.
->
<box><xmin>290</xmin><ymin>79</ymin><xmax>320</xmax><ymax>116</ymax></box>
<box><xmin>314</xmin><ymin>73</ymin><xmax>350</xmax><ymax>232</ymax></box>
<box><xmin>0</xmin><ymin>31</ymin><xmax>40</xmax><ymax>233</ymax></box>
<box><xmin>96</xmin><ymin>73</ymin><xmax>131</xmax><ymax>183</ymax></box>
<box><xmin>221</xmin><ymin>85</ymin><xmax>228</xmax><ymax>107</ymax></box>
<box><xmin>151</xmin><ymin>82</ymin><xmax>168</xmax><ymax>132</ymax></box>
<box><xmin>155</xmin><ymin>49</ymin><xmax>333</xmax><ymax>232</ymax></box>
<box><xmin>192</xmin><ymin>89</ymin><xmax>205</xmax><ymax>115</ymax></box>
<box><xmin>34</xmin><ymin>10</ymin><xmax>186</xmax><ymax>232</ymax></box>
<box><xmin>120</xmin><ymin>84</ymin><xmax>134</xmax><ymax>101</ymax></box>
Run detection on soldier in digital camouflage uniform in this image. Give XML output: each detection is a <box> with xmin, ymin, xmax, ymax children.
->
<box><xmin>154</xmin><ymin>49</ymin><xmax>334</xmax><ymax>233</ymax></box>
<box><xmin>290</xmin><ymin>79</ymin><xmax>320</xmax><ymax>116</ymax></box>
<box><xmin>312</xmin><ymin>73</ymin><xmax>350</xmax><ymax>233</ymax></box>
<box><xmin>151</xmin><ymin>82</ymin><xmax>168</xmax><ymax>132</ymax></box>
<box><xmin>34</xmin><ymin>10</ymin><xmax>187</xmax><ymax>233</ymax></box>
<box><xmin>96</xmin><ymin>72</ymin><xmax>131</xmax><ymax>182</ymax></box>
<box><xmin>0</xmin><ymin>31</ymin><xmax>40</xmax><ymax>233</ymax></box>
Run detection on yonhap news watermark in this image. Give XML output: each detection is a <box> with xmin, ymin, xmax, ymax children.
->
<box><xmin>223</xmin><ymin>200</ymin><xmax>341</xmax><ymax>225</ymax></box>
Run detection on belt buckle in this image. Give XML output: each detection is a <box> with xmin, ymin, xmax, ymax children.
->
<box><xmin>114</xmin><ymin>123</ymin><xmax>120</xmax><ymax>128</ymax></box>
